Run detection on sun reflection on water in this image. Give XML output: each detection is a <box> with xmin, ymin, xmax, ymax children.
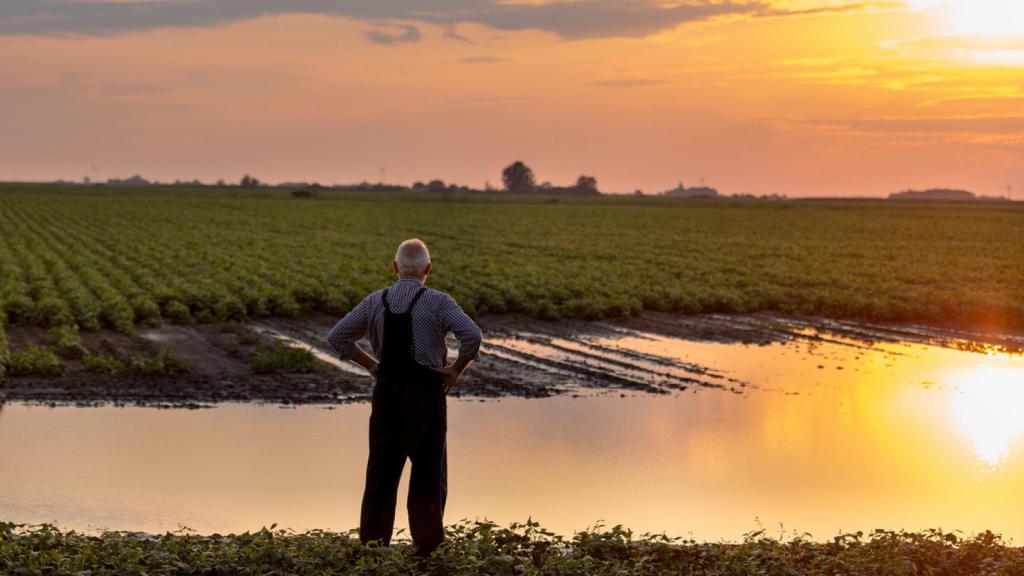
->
<box><xmin>949</xmin><ymin>363</ymin><xmax>1024</xmax><ymax>469</ymax></box>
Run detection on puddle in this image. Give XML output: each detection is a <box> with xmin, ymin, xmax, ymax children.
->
<box><xmin>6</xmin><ymin>315</ymin><xmax>1021</xmax><ymax>539</ymax></box>
<box><xmin>1</xmin><ymin>326</ymin><xmax>1022</xmax><ymax>540</ymax></box>
<box><xmin>2</xmin><ymin>372</ymin><xmax>1023</xmax><ymax>541</ymax></box>
<box><xmin>253</xmin><ymin>315</ymin><xmax>1022</xmax><ymax>405</ymax></box>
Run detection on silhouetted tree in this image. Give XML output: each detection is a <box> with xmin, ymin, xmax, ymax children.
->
<box><xmin>240</xmin><ymin>174</ymin><xmax>260</xmax><ymax>188</ymax></box>
<box><xmin>502</xmin><ymin>161</ymin><xmax>535</xmax><ymax>194</ymax></box>
<box><xmin>575</xmin><ymin>175</ymin><xmax>598</xmax><ymax>195</ymax></box>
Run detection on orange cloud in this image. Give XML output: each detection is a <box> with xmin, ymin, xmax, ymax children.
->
<box><xmin>0</xmin><ymin>2</ymin><xmax>1020</xmax><ymax>197</ymax></box>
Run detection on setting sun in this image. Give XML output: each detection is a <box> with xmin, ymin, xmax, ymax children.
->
<box><xmin>950</xmin><ymin>365</ymin><xmax>1024</xmax><ymax>469</ymax></box>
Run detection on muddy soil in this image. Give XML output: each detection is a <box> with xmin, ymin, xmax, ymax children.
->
<box><xmin>2</xmin><ymin>313</ymin><xmax>1020</xmax><ymax>407</ymax></box>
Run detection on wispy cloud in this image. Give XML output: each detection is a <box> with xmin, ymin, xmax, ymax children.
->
<box><xmin>590</xmin><ymin>78</ymin><xmax>667</xmax><ymax>87</ymax></box>
<box><xmin>798</xmin><ymin>115</ymin><xmax>1024</xmax><ymax>146</ymax></box>
<box><xmin>757</xmin><ymin>1</ymin><xmax>904</xmax><ymax>19</ymax></box>
<box><xmin>0</xmin><ymin>0</ymin><xmax>864</xmax><ymax>41</ymax></box>
<box><xmin>884</xmin><ymin>35</ymin><xmax>1024</xmax><ymax>66</ymax></box>
<box><xmin>366</xmin><ymin>24</ymin><xmax>420</xmax><ymax>45</ymax></box>
<box><xmin>842</xmin><ymin>115</ymin><xmax>1024</xmax><ymax>133</ymax></box>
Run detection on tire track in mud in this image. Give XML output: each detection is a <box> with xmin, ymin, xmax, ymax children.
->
<box><xmin>526</xmin><ymin>332</ymin><xmax>743</xmax><ymax>384</ymax></box>
<box><xmin>486</xmin><ymin>335</ymin><xmax>735</xmax><ymax>394</ymax></box>
<box><xmin>258</xmin><ymin>315</ymin><xmax>747</xmax><ymax>398</ymax></box>
<box><xmin>257</xmin><ymin>312</ymin><xmax>1023</xmax><ymax>401</ymax></box>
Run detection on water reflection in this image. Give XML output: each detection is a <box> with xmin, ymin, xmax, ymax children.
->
<box><xmin>593</xmin><ymin>330</ymin><xmax>1024</xmax><ymax>471</ymax></box>
<box><xmin>1</xmin><ymin>328</ymin><xmax>1022</xmax><ymax>540</ymax></box>
<box><xmin>949</xmin><ymin>364</ymin><xmax>1024</xmax><ymax>468</ymax></box>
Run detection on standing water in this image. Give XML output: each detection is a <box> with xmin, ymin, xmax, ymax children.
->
<box><xmin>1</xmin><ymin>325</ymin><xmax>1022</xmax><ymax>541</ymax></box>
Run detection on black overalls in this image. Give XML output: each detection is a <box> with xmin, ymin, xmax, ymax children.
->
<box><xmin>359</xmin><ymin>287</ymin><xmax>448</xmax><ymax>556</ymax></box>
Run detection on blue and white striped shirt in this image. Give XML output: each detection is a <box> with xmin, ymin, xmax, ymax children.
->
<box><xmin>326</xmin><ymin>277</ymin><xmax>481</xmax><ymax>368</ymax></box>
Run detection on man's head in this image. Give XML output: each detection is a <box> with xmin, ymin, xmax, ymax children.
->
<box><xmin>393</xmin><ymin>238</ymin><xmax>432</xmax><ymax>280</ymax></box>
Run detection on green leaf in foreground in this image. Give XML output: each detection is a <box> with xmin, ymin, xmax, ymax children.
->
<box><xmin>1</xmin><ymin>521</ymin><xmax>1022</xmax><ymax>575</ymax></box>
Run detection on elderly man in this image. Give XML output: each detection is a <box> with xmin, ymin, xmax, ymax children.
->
<box><xmin>327</xmin><ymin>238</ymin><xmax>481</xmax><ymax>557</ymax></box>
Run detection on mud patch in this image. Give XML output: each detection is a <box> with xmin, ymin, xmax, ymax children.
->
<box><xmin>139</xmin><ymin>325</ymin><xmax>249</xmax><ymax>376</ymax></box>
<box><xmin>618</xmin><ymin>312</ymin><xmax>1024</xmax><ymax>354</ymax></box>
<box><xmin>0</xmin><ymin>322</ymin><xmax>371</xmax><ymax>408</ymax></box>
<box><xmin>1</xmin><ymin>372</ymin><xmax>369</xmax><ymax>408</ymax></box>
<box><xmin>1</xmin><ymin>312</ymin><xmax>1020</xmax><ymax>407</ymax></box>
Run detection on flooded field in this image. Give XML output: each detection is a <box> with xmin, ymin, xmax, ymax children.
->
<box><xmin>2</xmin><ymin>319</ymin><xmax>1022</xmax><ymax>540</ymax></box>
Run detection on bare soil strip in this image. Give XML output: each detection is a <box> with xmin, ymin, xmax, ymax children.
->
<box><xmin>1</xmin><ymin>313</ymin><xmax>1020</xmax><ymax>407</ymax></box>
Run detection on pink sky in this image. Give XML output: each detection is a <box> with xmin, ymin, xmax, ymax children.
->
<box><xmin>1</xmin><ymin>1</ymin><xmax>1022</xmax><ymax>196</ymax></box>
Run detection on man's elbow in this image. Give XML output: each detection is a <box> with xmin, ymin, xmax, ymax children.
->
<box><xmin>336</xmin><ymin>343</ymin><xmax>358</xmax><ymax>360</ymax></box>
<box><xmin>326</xmin><ymin>333</ymin><xmax>353</xmax><ymax>358</ymax></box>
<box><xmin>325</xmin><ymin>332</ymin><xmax>340</xmax><ymax>353</ymax></box>
<box><xmin>464</xmin><ymin>327</ymin><xmax>483</xmax><ymax>359</ymax></box>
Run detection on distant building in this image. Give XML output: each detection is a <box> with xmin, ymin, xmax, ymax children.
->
<box><xmin>662</xmin><ymin>182</ymin><xmax>719</xmax><ymax>198</ymax></box>
<box><xmin>106</xmin><ymin>175</ymin><xmax>151</xmax><ymax>186</ymax></box>
<box><xmin>731</xmin><ymin>193</ymin><xmax>788</xmax><ymax>201</ymax></box>
<box><xmin>888</xmin><ymin>189</ymin><xmax>976</xmax><ymax>201</ymax></box>
<box><xmin>533</xmin><ymin>185</ymin><xmax>601</xmax><ymax>196</ymax></box>
<box><xmin>530</xmin><ymin>179</ymin><xmax>600</xmax><ymax>196</ymax></box>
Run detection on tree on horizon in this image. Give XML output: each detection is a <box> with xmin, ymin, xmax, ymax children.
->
<box><xmin>502</xmin><ymin>161</ymin><xmax>535</xmax><ymax>194</ymax></box>
<box><xmin>575</xmin><ymin>175</ymin><xmax>598</xmax><ymax>195</ymax></box>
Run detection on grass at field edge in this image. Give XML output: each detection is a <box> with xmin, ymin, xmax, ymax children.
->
<box><xmin>3</xmin><ymin>520</ymin><xmax>1022</xmax><ymax>575</ymax></box>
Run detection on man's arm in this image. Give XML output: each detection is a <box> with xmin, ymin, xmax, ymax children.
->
<box><xmin>435</xmin><ymin>355</ymin><xmax>474</xmax><ymax>393</ymax></box>
<box><xmin>433</xmin><ymin>294</ymin><xmax>482</xmax><ymax>392</ymax></box>
<box><xmin>347</xmin><ymin>346</ymin><xmax>379</xmax><ymax>378</ymax></box>
<box><xmin>326</xmin><ymin>294</ymin><xmax>378</xmax><ymax>377</ymax></box>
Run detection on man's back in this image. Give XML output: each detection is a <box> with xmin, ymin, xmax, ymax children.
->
<box><xmin>326</xmin><ymin>276</ymin><xmax>481</xmax><ymax>369</ymax></box>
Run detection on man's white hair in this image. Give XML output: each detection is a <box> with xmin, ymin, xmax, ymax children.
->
<box><xmin>394</xmin><ymin>238</ymin><xmax>431</xmax><ymax>276</ymax></box>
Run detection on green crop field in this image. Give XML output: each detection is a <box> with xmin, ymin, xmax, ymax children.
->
<box><xmin>0</xmin><ymin>182</ymin><xmax>1022</xmax><ymax>369</ymax></box>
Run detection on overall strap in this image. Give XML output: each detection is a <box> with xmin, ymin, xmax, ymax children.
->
<box><xmin>381</xmin><ymin>288</ymin><xmax>391</xmax><ymax>313</ymax></box>
<box><xmin>406</xmin><ymin>287</ymin><xmax>428</xmax><ymax>312</ymax></box>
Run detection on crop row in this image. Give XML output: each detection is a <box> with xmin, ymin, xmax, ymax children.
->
<box><xmin>1</xmin><ymin>185</ymin><xmax>1022</xmax><ymax>341</ymax></box>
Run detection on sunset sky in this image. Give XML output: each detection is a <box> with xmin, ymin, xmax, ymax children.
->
<box><xmin>1</xmin><ymin>1</ymin><xmax>1022</xmax><ymax>197</ymax></box>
